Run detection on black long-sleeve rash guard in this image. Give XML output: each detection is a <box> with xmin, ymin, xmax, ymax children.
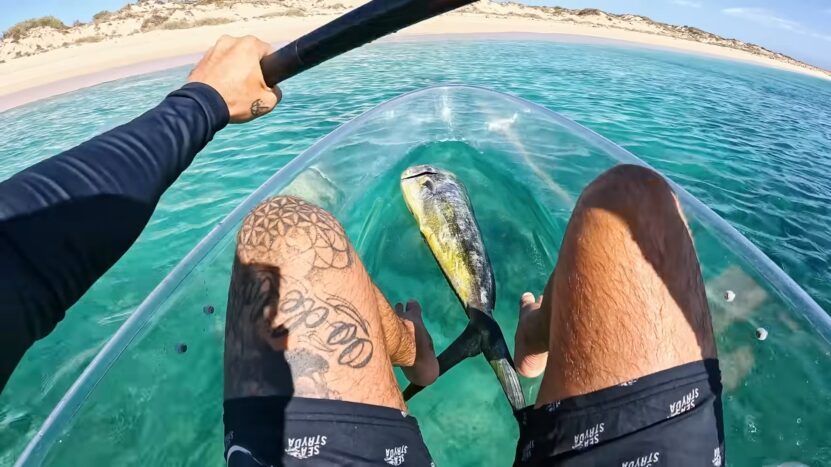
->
<box><xmin>0</xmin><ymin>82</ymin><xmax>230</xmax><ymax>390</ymax></box>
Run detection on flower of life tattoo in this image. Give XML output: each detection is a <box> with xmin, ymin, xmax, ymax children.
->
<box><xmin>238</xmin><ymin>196</ymin><xmax>352</xmax><ymax>271</ymax></box>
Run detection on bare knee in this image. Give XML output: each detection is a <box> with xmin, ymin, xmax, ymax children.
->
<box><xmin>535</xmin><ymin>166</ymin><xmax>716</xmax><ymax>403</ymax></box>
<box><xmin>564</xmin><ymin>164</ymin><xmax>716</xmax><ymax>358</ymax></box>
<box><xmin>579</xmin><ymin>164</ymin><xmax>679</xmax><ymax>222</ymax></box>
<box><xmin>573</xmin><ymin>165</ymin><xmax>693</xmax><ymax>262</ymax></box>
<box><xmin>236</xmin><ymin>196</ymin><xmax>352</xmax><ymax>273</ymax></box>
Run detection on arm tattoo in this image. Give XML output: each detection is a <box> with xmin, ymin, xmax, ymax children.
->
<box><xmin>250</xmin><ymin>99</ymin><xmax>269</xmax><ymax>117</ymax></box>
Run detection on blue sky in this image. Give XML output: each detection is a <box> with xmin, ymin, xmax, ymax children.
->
<box><xmin>1</xmin><ymin>0</ymin><xmax>829</xmax><ymax>68</ymax></box>
<box><xmin>525</xmin><ymin>0</ymin><xmax>831</xmax><ymax>68</ymax></box>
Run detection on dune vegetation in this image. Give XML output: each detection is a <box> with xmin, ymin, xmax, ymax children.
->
<box><xmin>3</xmin><ymin>16</ymin><xmax>67</xmax><ymax>42</ymax></box>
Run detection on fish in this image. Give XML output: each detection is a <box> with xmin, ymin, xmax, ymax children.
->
<box><xmin>400</xmin><ymin>164</ymin><xmax>525</xmax><ymax>410</ymax></box>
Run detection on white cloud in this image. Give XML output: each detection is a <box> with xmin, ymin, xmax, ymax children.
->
<box><xmin>722</xmin><ymin>7</ymin><xmax>801</xmax><ymax>31</ymax></box>
<box><xmin>722</xmin><ymin>7</ymin><xmax>831</xmax><ymax>43</ymax></box>
<box><xmin>810</xmin><ymin>32</ymin><xmax>831</xmax><ymax>42</ymax></box>
<box><xmin>672</xmin><ymin>0</ymin><xmax>703</xmax><ymax>7</ymax></box>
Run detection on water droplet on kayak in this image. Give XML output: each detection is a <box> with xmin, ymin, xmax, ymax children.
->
<box><xmin>724</xmin><ymin>290</ymin><xmax>736</xmax><ymax>302</ymax></box>
<box><xmin>203</xmin><ymin>305</ymin><xmax>215</xmax><ymax>315</ymax></box>
<box><xmin>175</xmin><ymin>343</ymin><xmax>188</xmax><ymax>353</ymax></box>
<box><xmin>755</xmin><ymin>328</ymin><xmax>768</xmax><ymax>341</ymax></box>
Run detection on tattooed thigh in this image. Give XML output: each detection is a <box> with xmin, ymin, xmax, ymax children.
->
<box><xmin>224</xmin><ymin>259</ymin><xmax>292</xmax><ymax>399</ymax></box>
<box><xmin>226</xmin><ymin>197</ymin><xmax>380</xmax><ymax>400</ymax></box>
<box><xmin>277</xmin><ymin>277</ymin><xmax>375</xmax><ymax>370</ymax></box>
<box><xmin>274</xmin><ymin>276</ymin><xmax>377</xmax><ymax>399</ymax></box>
<box><xmin>235</xmin><ymin>196</ymin><xmax>353</xmax><ymax>276</ymax></box>
<box><xmin>285</xmin><ymin>349</ymin><xmax>342</xmax><ymax>400</ymax></box>
<box><xmin>225</xmin><ymin>264</ymin><xmax>376</xmax><ymax>399</ymax></box>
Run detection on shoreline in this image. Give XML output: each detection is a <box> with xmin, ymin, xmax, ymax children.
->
<box><xmin>1</xmin><ymin>15</ymin><xmax>829</xmax><ymax>112</ymax></box>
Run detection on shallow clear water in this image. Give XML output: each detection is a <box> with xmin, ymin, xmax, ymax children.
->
<box><xmin>1</xmin><ymin>40</ymin><xmax>830</xmax><ymax>465</ymax></box>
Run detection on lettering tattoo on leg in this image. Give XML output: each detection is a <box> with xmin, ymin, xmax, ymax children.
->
<box><xmin>278</xmin><ymin>283</ymin><xmax>374</xmax><ymax>369</ymax></box>
<box><xmin>322</xmin><ymin>294</ymin><xmax>374</xmax><ymax>368</ymax></box>
<box><xmin>224</xmin><ymin>262</ymin><xmax>371</xmax><ymax>399</ymax></box>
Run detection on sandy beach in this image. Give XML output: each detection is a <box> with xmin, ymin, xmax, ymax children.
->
<box><xmin>1</xmin><ymin>0</ymin><xmax>828</xmax><ymax>111</ymax></box>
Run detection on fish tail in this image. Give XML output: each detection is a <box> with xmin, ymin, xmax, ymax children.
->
<box><xmin>403</xmin><ymin>323</ymin><xmax>481</xmax><ymax>401</ymax></box>
<box><xmin>480</xmin><ymin>318</ymin><xmax>526</xmax><ymax>411</ymax></box>
<box><xmin>489</xmin><ymin>356</ymin><xmax>526</xmax><ymax>411</ymax></box>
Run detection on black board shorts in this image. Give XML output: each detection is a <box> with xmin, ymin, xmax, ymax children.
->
<box><xmin>224</xmin><ymin>360</ymin><xmax>722</xmax><ymax>466</ymax></box>
<box><xmin>514</xmin><ymin>359</ymin><xmax>724</xmax><ymax>466</ymax></box>
<box><xmin>224</xmin><ymin>396</ymin><xmax>435</xmax><ymax>466</ymax></box>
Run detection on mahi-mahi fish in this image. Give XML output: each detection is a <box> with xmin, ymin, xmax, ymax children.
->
<box><xmin>400</xmin><ymin>164</ymin><xmax>525</xmax><ymax>410</ymax></box>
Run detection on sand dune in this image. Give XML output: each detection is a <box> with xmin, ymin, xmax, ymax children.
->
<box><xmin>0</xmin><ymin>0</ymin><xmax>828</xmax><ymax>110</ymax></box>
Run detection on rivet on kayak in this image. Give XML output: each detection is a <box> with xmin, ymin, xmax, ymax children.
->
<box><xmin>203</xmin><ymin>305</ymin><xmax>215</xmax><ymax>315</ymax></box>
<box><xmin>755</xmin><ymin>328</ymin><xmax>768</xmax><ymax>341</ymax></box>
<box><xmin>175</xmin><ymin>343</ymin><xmax>188</xmax><ymax>353</ymax></box>
<box><xmin>724</xmin><ymin>290</ymin><xmax>736</xmax><ymax>302</ymax></box>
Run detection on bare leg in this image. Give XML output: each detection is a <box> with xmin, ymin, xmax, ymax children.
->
<box><xmin>514</xmin><ymin>164</ymin><xmax>717</xmax><ymax>405</ymax></box>
<box><xmin>224</xmin><ymin>196</ymin><xmax>437</xmax><ymax>409</ymax></box>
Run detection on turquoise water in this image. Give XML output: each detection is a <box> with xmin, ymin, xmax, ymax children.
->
<box><xmin>1</xmin><ymin>40</ymin><xmax>830</xmax><ymax>465</ymax></box>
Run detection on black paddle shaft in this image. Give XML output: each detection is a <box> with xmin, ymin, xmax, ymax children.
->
<box><xmin>260</xmin><ymin>0</ymin><xmax>476</xmax><ymax>87</ymax></box>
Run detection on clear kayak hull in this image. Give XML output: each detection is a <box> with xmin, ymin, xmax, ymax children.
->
<box><xmin>18</xmin><ymin>86</ymin><xmax>831</xmax><ymax>466</ymax></box>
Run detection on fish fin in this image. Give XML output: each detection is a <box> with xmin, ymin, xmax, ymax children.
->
<box><xmin>403</xmin><ymin>323</ymin><xmax>481</xmax><ymax>401</ymax></box>
<box><xmin>488</xmin><ymin>341</ymin><xmax>525</xmax><ymax>410</ymax></box>
<box><xmin>481</xmin><ymin>318</ymin><xmax>527</xmax><ymax>411</ymax></box>
<box><xmin>486</xmin><ymin>351</ymin><xmax>526</xmax><ymax>411</ymax></box>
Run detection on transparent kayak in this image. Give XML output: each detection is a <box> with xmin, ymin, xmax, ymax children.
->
<box><xmin>17</xmin><ymin>86</ymin><xmax>831</xmax><ymax>466</ymax></box>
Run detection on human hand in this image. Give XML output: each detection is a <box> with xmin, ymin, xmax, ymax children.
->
<box><xmin>187</xmin><ymin>35</ymin><xmax>281</xmax><ymax>123</ymax></box>
<box><xmin>514</xmin><ymin>292</ymin><xmax>549</xmax><ymax>378</ymax></box>
<box><xmin>395</xmin><ymin>300</ymin><xmax>439</xmax><ymax>387</ymax></box>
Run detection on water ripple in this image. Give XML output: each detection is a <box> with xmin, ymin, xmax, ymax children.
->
<box><xmin>0</xmin><ymin>40</ymin><xmax>830</xmax><ymax>464</ymax></box>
